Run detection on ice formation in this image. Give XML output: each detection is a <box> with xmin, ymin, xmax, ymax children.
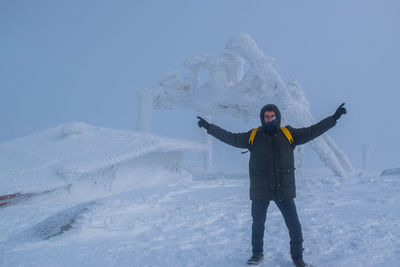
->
<box><xmin>137</xmin><ymin>33</ymin><xmax>353</xmax><ymax>176</ymax></box>
<box><xmin>0</xmin><ymin>123</ymin><xmax>203</xmax><ymax>196</ymax></box>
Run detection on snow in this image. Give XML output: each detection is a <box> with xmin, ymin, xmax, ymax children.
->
<box><xmin>1</xmin><ymin>125</ymin><xmax>400</xmax><ymax>266</ymax></box>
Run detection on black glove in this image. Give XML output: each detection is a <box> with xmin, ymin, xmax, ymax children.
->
<box><xmin>197</xmin><ymin>116</ymin><xmax>210</xmax><ymax>130</ymax></box>
<box><xmin>332</xmin><ymin>103</ymin><xmax>347</xmax><ymax>121</ymax></box>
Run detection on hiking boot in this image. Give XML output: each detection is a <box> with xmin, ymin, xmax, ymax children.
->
<box><xmin>293</xmin><ymin>258</ymin><xmax>309</xmax><ymax>267</ymax></box>
<box><xmin>247</xmin><ymin>253</ymin><xmax>264</xmax><ymax>265</ymax></box>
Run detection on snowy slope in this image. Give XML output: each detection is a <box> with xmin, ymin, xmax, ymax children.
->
<box><xmin>0</xmin><ymin>125</ymin><xmax>399</xmax><ymax>267</ymax></box>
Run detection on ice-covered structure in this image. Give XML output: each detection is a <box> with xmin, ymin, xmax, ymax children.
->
<box><xmin>137</xmin><ymin>33</ymin><xmax>353</xmax><ymax>176</ymax></box>
<box><xmin>0</xmin><ymin>122</ymin><xmax>204</xmax><ymax>196</ymax></box>
<box><xmin>362</xmin><ymin>144</ymin><xmax>371</xmax><ymax>170</ymax></box>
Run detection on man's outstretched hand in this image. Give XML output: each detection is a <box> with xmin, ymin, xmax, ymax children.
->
<box><xmin>197</xmin><ymin>116</ymin><xmax>210</xmax><ymax>130</ymax></box>
<box><xmin>332</xmin><ymin>103</ymin><xmax>347</xmax><ymax>121</ymax></box>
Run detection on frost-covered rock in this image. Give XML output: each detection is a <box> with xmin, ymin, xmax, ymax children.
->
<box><xmin>20</xmin><ymin>201</ymin><xmax>96</xmax><ymax>241</ymax></box>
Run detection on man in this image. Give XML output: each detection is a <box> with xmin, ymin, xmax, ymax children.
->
<box><xmin>197</xmin><ymin>103</ymin><xmax>346</xmax><ymax>266</ymax></box>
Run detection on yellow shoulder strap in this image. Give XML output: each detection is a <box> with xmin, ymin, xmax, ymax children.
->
<box><xmin>280</xmin><ymin>127</ymin><xmax>293</xmax><ymax>144</ymax></box>
<box><xmin>248</xmin><ymin>128</ymin><xmax>258</xmax><ymax>145</ymax></box>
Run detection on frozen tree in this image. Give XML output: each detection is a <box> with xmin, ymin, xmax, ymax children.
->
<box><xmin>136</xmin><ymin>33</ymin><xmax>353</xmax><ymax>176</ymax></box>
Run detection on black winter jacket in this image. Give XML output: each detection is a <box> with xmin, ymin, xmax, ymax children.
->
<box><xmin>206</xmin><ymin>104</ymin><xmax>337</xmax><ymax>200</ymax></box>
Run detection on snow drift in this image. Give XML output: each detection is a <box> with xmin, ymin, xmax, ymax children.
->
<box><xmin>0</xmin><ymin>122</ymin><xmax>205</xmax><ymax>197</ymax></box>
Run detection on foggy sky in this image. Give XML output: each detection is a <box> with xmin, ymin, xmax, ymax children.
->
<box><xmin>1</xmin><ymin>0</ymin><xmax>399</xmax><ymax>172</ymax></box>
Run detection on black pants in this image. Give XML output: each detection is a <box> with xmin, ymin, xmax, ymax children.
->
<box><xmin>251</xmin><ymin>199</ymin><xmax>303</xmax><ymax>260</ymax></box>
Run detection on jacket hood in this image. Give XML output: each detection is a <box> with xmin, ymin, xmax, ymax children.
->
<box><xmin>260</xmin><ymin>104</ymin><xmax>281</xmax><ymax>133</ymax></box>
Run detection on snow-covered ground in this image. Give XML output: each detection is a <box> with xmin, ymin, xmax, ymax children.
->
<box><xmin>1</xmin><ymin>124</ymin><xmax>399</xmax><ymax>267</ymax></box>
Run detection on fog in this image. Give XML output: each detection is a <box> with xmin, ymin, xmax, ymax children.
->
<box><xmin>1</xmin><ymin>0</ymin><xmax>399</xmax><ymax>172</ymax></box>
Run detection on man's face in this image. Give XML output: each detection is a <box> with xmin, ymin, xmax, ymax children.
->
<box><xmin>264</xmin><ymin>111</ymin><xmax>276</xmax><ymax>123</ymax></box>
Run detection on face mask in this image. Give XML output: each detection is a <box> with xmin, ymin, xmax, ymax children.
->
<box><xmin>262</xmin><ymin>119</ymin><xmax>278</xmax><ymax>133</ymax></box>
